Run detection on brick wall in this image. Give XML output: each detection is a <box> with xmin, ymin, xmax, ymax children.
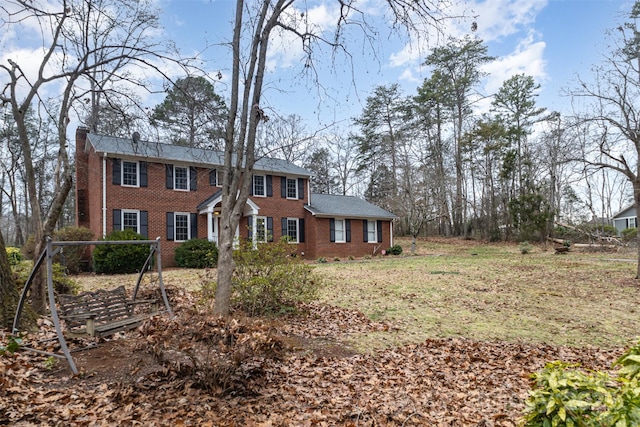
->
<box><xmin>308</xmin><ymin>216</ymin><xmax>393</xmax><ymax>260</ymax></box>
<box><xmin>78</xmin><ymin>130</ymin><xmax>391</xmax><ymax>268</ymax></box>
<box><xmin>81</xmin><ymin>138</ymin><xmax>311</xmax><ymax>266</ymax></box>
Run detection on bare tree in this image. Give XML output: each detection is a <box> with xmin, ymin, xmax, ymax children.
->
<box><xmin>327</xmin><ymin>132</ymin><xmax>360</xmax><ymax>196</ymax></box>
<box><xmin>259</xmin><ymin>114</ymin><xmax>312</xmax><ymax>164</ymax></box>
<box><xmin>571</xmin><ymin>0</ymin><xmax>640</xmax><ymax>277</ymax></box>
<box><xmin>0</xmin><ymin>0</ymin><xmax>187</xmax><ymax>314</ymax></box>
<box><xmin>213</xmin><ymin>0</ymin><xmax>457</xmax><ymax>316</ymax></box>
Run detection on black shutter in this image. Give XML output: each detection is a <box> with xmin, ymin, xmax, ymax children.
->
<box><xmin>346</xmin><ymin>219</ymin><xmax>351</xmax><ymax>242</ymax></box>
<box><xmin>250</xmin><ymin>175</ymin><xmax>254</xmax><ymax>195</ymax></box>
<box><xmin>209</xmin><ymin>169</ymin><xmax>217</xmax><ymax>186</ymax></box>
<box><xmin>363</xmin><ymin>220</ymin><xmax>368</xmax><ymax>242</ymax></box>
<box><xmin>266</xmin><ymin>175</ymin><xmax>273</xmax><ymax>197</ymax></box>
<box><xmin>281</xmin><ymin>217</ymin><xmax>287</xmax><ymax>238</ymax></box>
<box><xmin>330</xmin><ymin>218</ymin><xmax>335</xmax><ymax>242</ymax></box>
<box><xmin>267</xmin><ymin>217</ymin><xmax>273</xmax><ymax>242</ymax></box>
<box><xmin>298</xmin><ymin>178</ymin><xmax>304</xmax><ymax>200</ymax></box>
<box><xmin>190</xmin><ymin>167</ymin><xmax>197</xmax><ymax>191</ymax></box>
<box><xmin>166</xmin><ymin>165</ymin><xmax>174</xmax><ymax>189</ymax></box>
<box><xmin>166</xmin><ymin>212</ymin><xmax>174</xmax><ymax>241</ymax></box>
<box><xmin>299</xmin><ymin>219</ymin><xmax>305</xmax><ymax>243</ymax></box>
<box><xmin>377</xmin><ymin>220</ymin><xmax>383</xmax><ymax>243</ymax></box>
<box><xmin>113</xmin><ymin>209</ymin><xmax>121</xmax><ymax>231</ymax></box>
<box><xmin>140</xmin><ymin>161</ymin><xmax>148</xmax><ymax>187</ymax></box>
<box><xmin>140</xmin><ymin>211</ymin><xmax>148</xmax><ymax>238</ymax></box>
<box><xmin>281</xmin><ymin>177</ymin><xmax>286</xmax><ymax>198</ymax></box>
<box><xmin>112</xmin><ymin>159</ymin><xmax>121</xmax><ymax>185</ymax></box>
<box><xmin>190</xmin><ymin>213</ymin><xmax>198</xmax><ymax>238</ymax></box>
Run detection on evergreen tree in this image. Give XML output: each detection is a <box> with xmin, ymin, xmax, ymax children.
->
<box><xmin>151</xmin><ymin>76</ymin><xmax>228</xmax><ymax>149</ymax></box>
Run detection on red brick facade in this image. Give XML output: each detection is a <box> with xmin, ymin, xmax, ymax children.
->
<box><xmin>75</xmin><ymin>128</ymin><xmax>394</xmax><ymax>267</ymax></box>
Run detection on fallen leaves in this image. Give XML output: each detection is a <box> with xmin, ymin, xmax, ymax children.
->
<box><xmin>0</xmin><ymin>290</ymin><xmax>623</xmax><ymax>426</ymax></box>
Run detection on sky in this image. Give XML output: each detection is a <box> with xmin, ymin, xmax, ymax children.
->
<box><xmin>152</xmin><ymin>0</ymin><xmax>630</xmax><ymax>131</ymax></box>
<box><xmin>0</xmin><ymin>0</ymin><xmax>632</xmax><ymax>133</ymax></box>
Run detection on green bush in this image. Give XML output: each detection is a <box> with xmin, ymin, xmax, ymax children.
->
<box><xmin>53</xmin><ymin>226</ymin><xmax>94</xmax><ymax>274</ymax></box>
<box><xmin>622</xmin><ymin>227</ymin><xmax>637</xmax><ymax>241</ymax></box>
<box><xmin>6</xmin><ymin>247</ymin><xmax>23</xmax><ymax>266</ymax></box>
<box><xmin>521</xmin><ymin>340</ymin><xmax>640</xmax><ymax>426</ymax></box>
<box><xmin>230</xmin><ymin>238</ymin><xmax>323</xmax><ymax>316</ymax></box>
<box><xmin>92</xmin><ymin>229</ymin><xmax>150</xmax><ymax>274</ymax></box>
<box><xmin>174</xmin><ymin>238</ymin><xmax>218</xmax><ymax>268</ymax></box>
<box><xmin>519</xmin><ymin>241</ymin><xmax>532</xmax><ymax>254</ymax></box>
<box><xmin>387</xmin><ymin>244</ymin><xmax>403</xmax><ymax>255</ymax></box>
<box><xmin>12</xmin><ymin>260</ymin><xmax>79</xmax><ymax>295</ymax></box>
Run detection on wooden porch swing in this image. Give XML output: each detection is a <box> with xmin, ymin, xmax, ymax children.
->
<box><xmin>12</xmin><ymin>237</ymin><xmax>173</xmax><ymax>374</ymax></box>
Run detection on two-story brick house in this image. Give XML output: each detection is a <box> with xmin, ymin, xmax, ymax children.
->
<box><xmin>75</xmin><ymin>127</ymin><xmax>397</xmax><ymax>266</ymax></box>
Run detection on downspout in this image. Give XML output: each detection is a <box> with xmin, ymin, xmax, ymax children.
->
<box><xmin>102</xmin><ymin>153</ymin><xmax>107</xmax><ymax>238</ymax></box>
<box><xmin>390</xmin><ymin>218</ymin><xmax>394</xmax><ymax>247</ymax></box>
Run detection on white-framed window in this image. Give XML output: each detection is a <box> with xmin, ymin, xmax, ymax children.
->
<box><xmin>286</xmin><ymin>178</ymin><xmax>297</xmax><ymax>199</ymax></box>
<box><xmin>256</xmin><ymin>216</ymin><xmax>267</xmax><ymax>242</ymax></box>
<box><xmin>174</xmin><ymin>166</ymin><xmax>189</xmax><ymax>190</ymax></box>
<box><xmin>367</xmin><ymin>220</ymin><xmax>377</xmax><ymax>243</ymax></box>
<box><xmin>122</xmin><ymin>161</ymin><xmax>139</xmax><ymax>187</ymax></box>
<box><xmin>174</xmin><ymin>213</ymin><xmax>190</xmax><ymax>242</ymax></box>
<box><xmin>253</xmin><ymin>175</ymin><xmax>266</xmax><ymax>196</ymax></box>
<box><xmin>122</xmin><ymin>209</ymin><xmax>140</xmax><ymax>233</ymax></box>
<box><xmin>627</xmin><ymin>218</ymin><xmax>638</xmax><ymax>229</ymax></box>
<box><xmin>285</xmin><ymin>218</ymin><xmax>299</xmax><ymax>243</ymax></box>
<box><xmin>334</xmin><ymin>219</ymin><xmax>345</xmax><ymax>243</ymax></box>
<box><xmin>209</xmin><ymin>169</ymin><xmax>218</xmax><ymax>186</ymax></box>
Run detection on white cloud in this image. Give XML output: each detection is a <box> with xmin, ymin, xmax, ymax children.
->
<box><xmin>482</xmin><ymin>32</ymin><xmax>547</xmax><ymax>95</ymax></box>
<box><xmin>472</xmin><ymin>0</ymin><xmax>547</xmax><ymax>42</ymax></box>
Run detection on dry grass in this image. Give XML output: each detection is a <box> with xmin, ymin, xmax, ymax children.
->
<box><xmin>72</xmin><ymin>237</ymin><xmax>640</xmax><ymax>352</ymax></box>
<box><xmin>316</xmin><ymin>237</ymin><xmax>640</xmax><ymax>351</ymax></box>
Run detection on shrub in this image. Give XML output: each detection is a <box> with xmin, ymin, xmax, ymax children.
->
<box><xmin>519</xmin><ymin>241</ymin><xmax>532</xmax><ymax>254</ymax></box>
<box><xmin>622</xmin><ymin>227</ymin><xmax>637</xmax><ymax>241</ymax></box>
<box><xmin>92</xmin><ymin>229</ymin><xmax>150</xmax><ymax>274</ymax></box>
<box><xmin>387</xmin><ymin>244</ymin><xmax>403</xmax><ymax>255</ymax></box>
<box><xmin>6</xmin><ymin>247</ymin><xmax>23</xmax><ymax>266</ymax></box>
<box><xmin>53</xmin><ymin>226</ymin><xmax>94</xmax><ymax>274</ymax></box>
<box><xmin>175</xmin><ymin>239</ymin><xmax>218</xmax><ymax>268</ymax></box>
<box><xmin>521</xmin><ymin>340</ymin><xmax>640</xmax><ymax>426</ymax></box>
<box><xmin>317</xmin><ymin>257</ymin><xmax>327</xmax><ymax>263</ymax></box>
<box><xmin>12</xmin><ymin>260</ymin><xmax>79</xmax><ymax>295</ymax></box>
<box><xmin>230</xmin><ymin>238</ymin><xmax>323</xmax><ymax>316</ymax></box>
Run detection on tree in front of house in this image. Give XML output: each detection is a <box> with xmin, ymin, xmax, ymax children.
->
<box><xmin>0</xmin><ymin>0</ymin><xmax>186</xmax><ymax>315</ymax></box>
<box><xmin>212</xmin><ymin>0</ymin><xmax>456</xmax><ymax>316</ymax></box>
<box><xmin>151</xmin><ymin>76</ymin><xmax>228</xmax><ymax>149</ymax></box>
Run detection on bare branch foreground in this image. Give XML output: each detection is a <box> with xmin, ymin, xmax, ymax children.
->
<box><xmin>1</xmin><ymin>287</ymin><xmax>620</xmax><ymax>426</ymax></box>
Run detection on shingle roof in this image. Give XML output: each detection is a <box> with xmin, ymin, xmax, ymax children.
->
<box><xmin>197</xmin><ymin>189</ymin><xmax>222</xmax><ymax>211</ymax></box>
<box><xmin>305</xmin><ymin>193</ymin><xmax>397</xmax><ymax>220</ymax></box>
<box><xmin>86</xmin><ymin>133</ymin><xmax>312</xmax><ymax>177</ymax></box>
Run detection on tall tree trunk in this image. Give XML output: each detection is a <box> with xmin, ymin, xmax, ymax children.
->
<box><xmin>635</xmin><ymin>183</ymin><xmax>640</xmax><ymax>279</ymax></box>
<box><xmin>0</xmin><ymin>229</ymin><xmax>19</xmax><ymax>328</ymax></box>
<box><xmin>0</xmin><ymin>229</ymin><xmax>35</xmax><ymax>330</ymax></box>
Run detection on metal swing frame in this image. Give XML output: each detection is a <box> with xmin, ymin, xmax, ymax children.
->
<box><xmin>12</xmin><ymin>237</ymin><xmax>173</xmax><ymax>374</ymax></box>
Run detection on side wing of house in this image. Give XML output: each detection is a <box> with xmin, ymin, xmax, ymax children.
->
<box><xmin>304</xmin><ymin>193</ymin><xmax>397</xmax><ymax>259</ymax></box>
<box><xmin>612</xmin><ymin>205</ymin><xmax>638</xmax><ymax>235</ymax></box>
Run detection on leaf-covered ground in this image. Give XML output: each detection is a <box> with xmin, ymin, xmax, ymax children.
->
<box><xmin>1</xmin><ymin>286</ymin><xmax>622</xmax><ymax>426</ymax></box>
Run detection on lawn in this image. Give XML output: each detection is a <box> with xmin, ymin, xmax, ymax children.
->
<box><xmin>3</xmin><ymin>237</ymin><xmax>639</xmax><ymax>425</ymax></box>
<box><xmin>316</xmin><ymin>237</ymin><xmax>640</xmax><ymax>350</ymax></box>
